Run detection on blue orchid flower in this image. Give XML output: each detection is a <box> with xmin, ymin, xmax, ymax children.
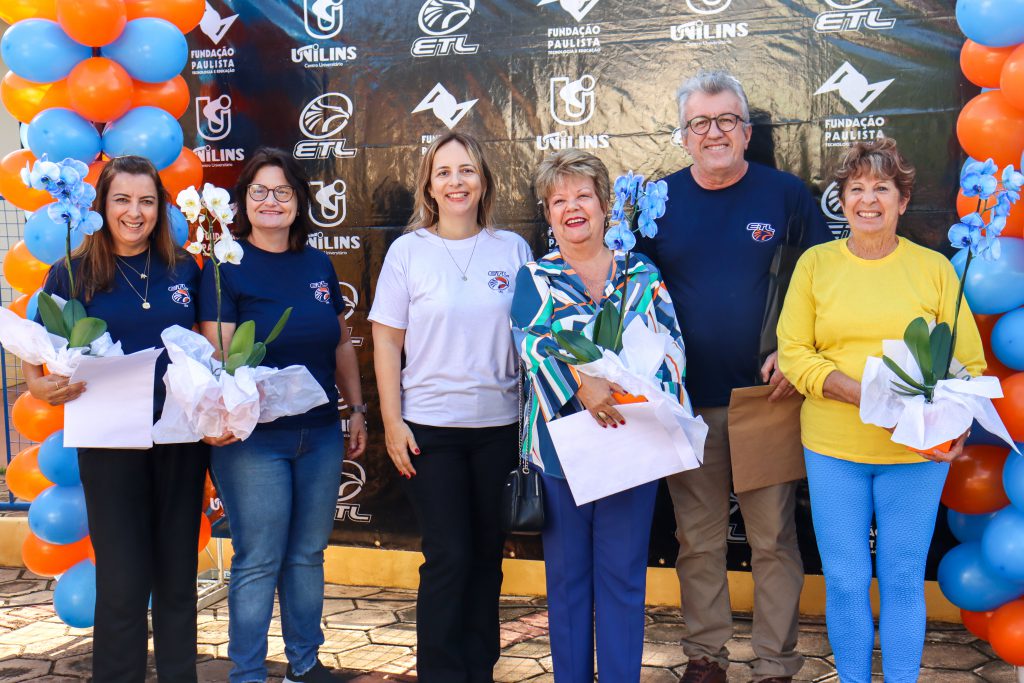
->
<box><xmin>613</xmin><ymin>171</ymin><xmax>634</xmax><ymax>201</ymax></box>
<box><xmin>961</xmin><ymin>158</ymin><xmax>999</xmax><ymax>199</ymax></box>
<box><xmin>628</xmin><ymin>173</ymin><xmax>644</xmax><ymax>202</ymax></box>
<box><xmin>639</xmin><ymin>194</ymin><xmax>666</xmax><ymax>220</ymax></box>
<box><xmin>645</xmin><ymin>179</ymin><xmax>668</xmax><ymax>203</ymax></box>
<box><xmin>48</xmin><ymin>199</ymin><xmax>82</xmax><ymax>228</ymax></box>
<box><xmin>611</xmin><ymin>196</ymin><xmax>626</xmax><ymax>224</ymax></box>
<box><xmin>637</xmin><ymin>210</ymin><xmax>658</xmax><ymax>238</ymax></box>
<box><xmin>948</xmin><ymin>212</ymin><xmax>984</xmax><ymax>252</ymax></box>
<box><xmin>978</xmin><ymin>233</ymin><xmax>1002</xmax><ymax>261</ymax></box>
<box><xmin>1002</xmin><ymin>165</ymin><xmax>1024</xmax><ymax>203</ymax></box>
<box><xmin>993</xmin><ymin>192</ymin><xmax>1013</xmax><ymax>218</ymax></box>
<box><xmin>79</xmin><ymin>210</ymin><xmax>103</xmax><ymax>235</ymax></box>
<box><xmin>604</xmin><ymin>224</ymin><xmax>636</xmax><ymax>251</ymax></box>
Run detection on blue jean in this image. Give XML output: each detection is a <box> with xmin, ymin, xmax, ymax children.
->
<box><xmin>211</xmin><ymin>424</ymin><xmax>344</xmax><ymax>683</ymax></box>
<box><xmin>804</xmin><ymin>448</ymin><xmax>950</xmax><ymax>683</ymax></box>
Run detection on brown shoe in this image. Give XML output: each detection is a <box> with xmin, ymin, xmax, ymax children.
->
<box><xmin>679</xmin><ymin>657</ymin><xmax>727</xmax><ymax>683</ymax></box>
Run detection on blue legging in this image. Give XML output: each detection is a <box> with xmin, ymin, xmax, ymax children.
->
<box><xmin>804</xmin><ymin>449</ymin><xmax>949</xmax><ymax>683</ymax></box>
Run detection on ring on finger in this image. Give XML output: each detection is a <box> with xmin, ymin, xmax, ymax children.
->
<box><xmin>597</xmin><ymin>411</ymin><xmax>609</xmax><ymax>420</ymax></box>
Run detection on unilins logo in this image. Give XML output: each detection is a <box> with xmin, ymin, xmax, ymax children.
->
<box><xmin>746</xmin><ymin>222</ymin><xmax>775</xmax><ymax>242</ymax></box>
<box><xmin>488</xmin><ymin>270</ymin><xmax>511</xmax><ymax>292</ymax></box>
<box><xmin>169</xmin><ymin>284</ymin><xmax>192</xmax><ymax>306</ymax></box>
<box><xmin>412</xmin><ymin>0</ymin><xmax>479</xmax><ymax>57</ymax></box>
<box><xmin>193</xmin><ymin>94</ymin><xmax>245</xmax><ymax>166</ymax></box>
<box><xmin>311</xmin><ymin>280</ymin><xmax>332</xmax><ymax>303</ymax></box>
<box><xmin>305</xmin><ymin>0</ymin><xmax>344</xmax><ymax>39</ymax></box>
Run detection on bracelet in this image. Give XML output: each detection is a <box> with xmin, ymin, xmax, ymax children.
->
<box><xmin>350</xmin><ymin>403</ymin><xmax>368</xmax><ymax>414</ymax></box>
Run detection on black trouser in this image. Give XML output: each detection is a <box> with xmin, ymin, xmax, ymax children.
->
<box><xmin>404</xmin><ymin>423</ymin><xmax>518</xmax><ymax>683</ymax></box>
<box><xmin>79</xmin><ymin>442</ymin><xmax>210</xmax><ymax>683</ymax></box>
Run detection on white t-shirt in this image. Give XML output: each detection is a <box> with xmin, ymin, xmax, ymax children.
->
<box><xmin>369</xmin><ymin>228</ymin><xmax>533</xmax><ymax>428</ymax></box>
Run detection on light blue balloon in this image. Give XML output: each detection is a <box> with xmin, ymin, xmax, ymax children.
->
<box><xmin>167</xmin><ymin>205</ymin><xmax>188</xmax><ymax>248</ymax></box>
<box><xmin>948</xmin><ymin>508</ymin><xmax>999</xmax><ymax>543</ymax></box>
<box><xmin>100</xmin><ymin>18</ymin><xmax>187</xmax><ymax>84</ymax></box>
<box><xmin>37</xmin><ymin>431</ymin><xmax>79</xmax><ymax>487</ymax></box>
<box><xmin>952</xmin><ymin>238</ymin><xmax>1024</xmax><ymax>314</ymax></box>
<box><xmin>19</xmin><ymin>123</ymin><xmax>30</xmax><ymax>149</ymax></box>
<box><xmin>27</xmin><ymin>108</ymin><xmax>101</xmax><ymax>164</ymax></box>
<box><xmin>25</xmin><ymin>289</ymin><xmax>41</xmax><ymax>322</ymax></box>
<box><xmin>0</xmin><ymin>20</ymin><xmax>91</xmax><ymax>84</ymax></box>
<box><xmin>983</xmin><ymin>506</ymin><xmax>1024</xmax><ymax>581</ymax></box>
<box><xmin>24</xmin><ymin>203</ymin><xmax>86</xmax><ymax>264</ymax></box>
<box><xmin>993</xmin><ymin>308</ymin><xmax>1024</xmax><ymax>370</ymax></box>
<box><xmin>938</xmin><ymin>541</ymin><xmax>1024</xmax><ymax>611</ymax></box>
<box><xmin>54</xmin><ymin>560</ymin><xmax>95</xmax><ymax>629</ymax></box>
<box><xmin>28</xmin><ymin>484</ymin><xmax>88</xmax><ymax>545</ymax></box>
<box><xmin>957</xmin><ymin>0</ymin><xmax>1024</xmax><ymax>47</ymax></box>
<box><xmin>1004</xmin><ymin>452</ymin><xmax>1024</xmax><ymax>509</ymax></box>
<box><xmin>102</xmin><ymin>106</ymin><xmax>183</xmax><ymax>170</ymax></box>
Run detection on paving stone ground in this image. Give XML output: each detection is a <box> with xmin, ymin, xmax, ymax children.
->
<box><xmin>0</xmin><ymin>566</ymin><xmax>1015</xmax><ymax>682</ymax></box>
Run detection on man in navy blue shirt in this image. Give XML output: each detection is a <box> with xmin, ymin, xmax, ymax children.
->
<box><xmin>637</xmin><ymin>70</ymin><xmax>832</xmax><ymax>683</ymax></box>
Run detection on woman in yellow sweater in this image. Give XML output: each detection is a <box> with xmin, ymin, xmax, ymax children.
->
<box><xmin>777</xmin><ymin>138</ymin><xmax>985</xmax><ymax>683</ymax></box>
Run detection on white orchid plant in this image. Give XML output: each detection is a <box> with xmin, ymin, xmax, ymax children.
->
<box><xmin>176</xmin><ymin>184</ymin><xmax>291</xmax><ymax>375</ymax></box>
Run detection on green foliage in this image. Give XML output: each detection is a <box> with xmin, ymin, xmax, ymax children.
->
<box><xmin>221</xmin><ymin>308</ymin><xmax>293</xmax><ymax>375</ymax></box>
<box><xmin>37</xmin><ymin>293</ymin><xmax>66</xmax><ymax>337</ymax></box>
<box><xmin>883</xmin><ymin>317</ymin><xmax>958</xmax><ymax>403</ymax></box>
<box><xmin>68</xmin><ymin>317</ymin><xmax>107</xmax><ymax>349</ymax></box>
<box><xmin>552</xmin><ymin>330</ymin><xmax>602</xmax><ymax>364</ymax></box>
<box><xmin>34</xmin><ymin>294</ymin><xmax>105</xmax><ymax>349</ymax></box>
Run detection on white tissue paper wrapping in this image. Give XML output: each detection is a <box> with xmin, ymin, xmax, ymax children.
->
<box><xmin>0</xmin><ymin>301</ymin><xmax>123</xmax><ymax>376</ymax></box>
<box><xmin>152</xmin><ymin>325</ymin><xmax>329</xmax><ymax>443</ymax></box>
<box><xmin>574</xmin><ymin>318</ymin><xmax>708</xmax><ymax>467</ymax></box>
<box><xmin>860</xmin><ymin>338</ymin><xmax>1018</xmax><ymax>453</ymax></box>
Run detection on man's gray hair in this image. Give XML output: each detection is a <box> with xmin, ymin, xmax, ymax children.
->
<box><xmin>676</xmin><ymin>70</ymin><xmax>750</xmax><ymax>128</ymax></box>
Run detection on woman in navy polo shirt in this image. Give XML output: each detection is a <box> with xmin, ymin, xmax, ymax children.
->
<box><xmin>199</xmin><ymin>148</ymin><xmax>366</xmax><ymax>683</ymax></box>
<box><xmin>23</xmin><ymin>155</ymin><xmax>207</xmax><ymax>682</ymax></box>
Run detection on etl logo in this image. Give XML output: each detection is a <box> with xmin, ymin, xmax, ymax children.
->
<box><xmin>814</xmin><ymin>0</ymin><xmax>894</xmax><ymax>32</ymax></box>
<box><xmin>412</xmin><ymin>0</ymin><xmax>479</xmax><ymax>57</ymax></box>
<box><xmin>293</xmin><ymin>93</ymin><xmax>358</xmax><ymax>160</ymax></box>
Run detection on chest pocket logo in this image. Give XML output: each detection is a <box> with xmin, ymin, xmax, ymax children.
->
<box><xmin>168</xmin><ymin>284</ymin><xmax>191</xmax><ymax>306</ymax></box>
<box><xmin>311</xmin><ymin>280</ymin><xmax>332</xmax><ymax>303</ymax></box>
<box><xmin>746</xmin><ymin>222</ymin><xmax>775</xmax><ymax>242</ymax></box>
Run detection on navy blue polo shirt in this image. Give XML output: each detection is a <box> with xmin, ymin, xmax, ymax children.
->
<box><xmin>42</xmin><ymin>251</ymin><xmax>201</xmax><ymax>417</ymax></box>
<box><xmin>199</xmin><ymin>240</ymin><xmax>346</xmax><ymax>431</ymax></box>
<box><xmin>636</xmin><ymin>162</ymin><xmax>833</xmax><ymax>407</ymax></box>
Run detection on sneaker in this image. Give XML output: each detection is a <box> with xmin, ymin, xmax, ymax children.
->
<box><xmin>283</xmin><ymin>660</ymin><xmax>350</xmax><ymax>683</ymax></box>
<box><xmin>679</xmin><ymin>657</ymin><xmax>727</xmax><ymax>683</ymax></box>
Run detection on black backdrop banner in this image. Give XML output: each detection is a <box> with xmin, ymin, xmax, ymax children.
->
<box><xmin>183</xmin><ymin>0</ymin><xmax>967</xmax><ymax>577</ymax></box>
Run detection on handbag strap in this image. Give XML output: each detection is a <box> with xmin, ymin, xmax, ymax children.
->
<box><xmin>756</xmin><ymin>207</ymin><xmax>806</xmax><ymax>382</ymax></box>
<box><xmin>517</xmin><ymin>361</ymin><xmax>530</xmax><ymax>474</ymax></box>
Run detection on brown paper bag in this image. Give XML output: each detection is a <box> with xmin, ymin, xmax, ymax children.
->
<box><xmin>727</xmin><ymin>385</ymin><xmax>805</xmax><ymax>494</ymax></box>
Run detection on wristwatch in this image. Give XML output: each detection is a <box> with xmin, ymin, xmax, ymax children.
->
<box><xmin>350</xmin><ymin>403</ymin><xmax>368</xmax><ymax>414</ymax></box>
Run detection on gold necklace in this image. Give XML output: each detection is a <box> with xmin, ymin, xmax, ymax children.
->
<box><xmin>115</xmin><ymin>248</ymin><xmax>152</xmax><ymax>310</ymax></box>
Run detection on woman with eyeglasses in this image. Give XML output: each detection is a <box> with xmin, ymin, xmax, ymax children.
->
<box><xmin>198</xmin><ymin>147</ymin><xmax>367</xmax><ymax>683</ymax></box>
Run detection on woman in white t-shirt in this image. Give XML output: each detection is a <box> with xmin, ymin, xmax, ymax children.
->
<box><xmin>369</xmin><ymin>131</ymin><xmax>532</xmax><ymax>683</ymax></box>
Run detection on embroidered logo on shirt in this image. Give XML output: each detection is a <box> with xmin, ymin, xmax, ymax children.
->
<box><xmin>168</xmin><ymin>284</ymin><xmax>191</xmax><ymax>307</ymax></box>
<box><xmin>311</xmin><ymin>280</ymin><xmax>332</xmax><ymax>303</ymax></box>
<box><xmin>746</xmin><ymin>222</ymin><xmax>775</xmax><ymax>242</ymax></box>
<box><xmin>488</xmin><ymin>270</ymin><xmax>511</xmax><ymax>292</ymax></box>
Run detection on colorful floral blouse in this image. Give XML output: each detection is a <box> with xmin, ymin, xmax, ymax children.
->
<box><xmin>510</xmin><ymin>249</ymin><xmax>690</xmax><ymax>477</ymax></box>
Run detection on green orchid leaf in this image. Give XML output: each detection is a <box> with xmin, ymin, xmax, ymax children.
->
<box><xmin>247</xmin><ymin>341</ymin><xmax>266</xmax><ymax>367</ymax></box>
<box><xmin>903</xmin><ymin>317</ymin><xmax>933</xmax><ymax>386</ymax></box>
<box><xmin>225</xmin><ymin>352</ymin><xmax>248</xmax><ymax>375</ymax></box>
<box><xmin>891</xmin><ymin>380</ymin><xmax>925</xmax><ymax>396</ymax></box>
<box><xmin>37</xmin><ymin>293</ymin><xmax>68</xmax><ymax>338</ymax></box>
<box><xmin>264</xmin><ymin>307</ymin><xmax>292</xmax><ymax>346</ymax></box>
<box><xmin>62</xmin><ymin>299</ymin><xmax>87</xmax><ymax>337</ymax></box>
<box><xmin>929</xmin><ymin>323</ymin><xmax>953</xmax><ymax>381</ymax></box>
<box><xmin>229</xmin><ymin>320</ymin><xmax>255</xmax><ymax>357</ymax></box>
<box><xmin>882</xmin><ymin>355</ymin><xmax>928</xmax><ymax>392</ymax></box>
<box><xmin>554</xmin><ymin>329</ymin><xmax>602</xmax><ymax>363</ymax></box>
<box><xmin>593</xmin><ymin>303</ymin><xmax>620</xmax><ymax>350</ymax></box>
<box><xmin>68</xmin><ymin>317</ymin><xmax>107</xmax><ymax>349</ymax></box>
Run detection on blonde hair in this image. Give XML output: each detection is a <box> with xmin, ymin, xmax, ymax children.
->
<box><xmin>407</xmin><ymin>132</ymin><xmax>495</xmax><ymax>232</ymax></box>
<box><xmin>834</xmin><ymin>137</ymin><xmax>916</xmax><ymax>200</ymax></box>
<box><xmin>533</xmin><ymin>149</ymin><xmax>610</xmax><ymax>219</ymax></box>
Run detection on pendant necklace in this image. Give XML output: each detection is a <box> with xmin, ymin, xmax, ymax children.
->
<box><xmin>115</xmin><ymin>247</ymin><xmax>152</xmax><ymax>310</ymax></box>
<box><xmin>435</xmin><ymin>227</ymin><xmax>480</xmax><ymax>282</ymax></box>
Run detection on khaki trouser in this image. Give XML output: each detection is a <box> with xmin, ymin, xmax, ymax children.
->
<box><xmin>666</xmin><ymin>406</ymin><xmax>805</xmax><ymax>680</ymax></box>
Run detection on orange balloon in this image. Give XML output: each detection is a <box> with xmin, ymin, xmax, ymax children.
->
<box><xmin>4</xmin><ymin>240</ymin><xmax>50</xmax><ymax>294</ymax></box>
<box><xmin>994</xmin><ymin>373</ymin><xmax>1024</xmax><ymax>442</ymax></box>
<box><xmin>0</xmin><ymin>149</ymin><xmax>55</xmax><ymax>212</ymax></box>
<box><xmin>198</xmin><ymin>513</ymin><xmax>211</xmax><ymax>553</ymax></box>
<box><xmin>0</xmin><ymin>0</ymin><xmax>57</xmax><ymax>24</ymax></box>
<box><xmin>961</xmin><ymin>40</ymin><xmax>1016</xmax><ymax>89</ymax></box>
<box><xmin>86</xmin><ymin>159</ymin><xmax>106</xmax><ymax>188</ymax></box>
<box><xmin>159</xmin><ymin>147</ymin><xmax>203</xmax><ymax>200</ymax></box>
<box><xmin>131</xmin><ymin>75</ymin><xmax>189</xmax><ymax>119</ymax></box>
<box><xmin>957</xmin><ymin>188</ymin><xmax>1024</xmax><ymax>238</ymax></box>
<box><xmin>11</xmin><ymin>392</ymin><xmax>64</xmax><ymax>443</ymax></box>
<box><xmin>962</xmin><ymin>608</ymin><xmax>995</xmax><ymax>641</ymax></box>
<box><xmin>7</xmin><ymin>293</ymin><xmax>31</xmax><ymax>319</ymax></box>
<box><xmin>957</xmin><ymin>91</ymin><xmax>1024</xmax><ymax>170</ymax></box>
<box><xmin>976</xmin><ymin>314</ymin><xmax>1017</xmax><ymax>380</ymax></box>
<box><xmin>22</xmin><ymin>533</ymin><xmax>91</xmax><ymax>577</ymax></box>
<box><xmin>125</xmin><ymin>0</ymin><xmax>204</xmax><ymax>33</ymax></box>
<box><xmin>67</xmin><ymin>57</ymin><xmax>133</xmax><ymax>123</ymax></box>
<box><xmin>1002</xmin><ymin>44</ymin><xmax>1024</xmax><ymax>114</ymax></box>
<box><xmin>990</xmin><ymin>599</ymin><xmax>1024</xmax><ymax>665</ymax></box>
<box><xmin>941</xmin><ymin>445</ymin><xmax>1011</xmax><ymax>514</ymax></box>
<box><xmin>56</xmin><ymin>0</ymin><xmax>127</xmax><ymax>47</ymax></box>
<box><xmin>1</xmin><ymin>72</ymin><xmax>71</xmax><ymax>124</ymax></box>
<box><xmin>5</xmin><ymin>445</ymin><xmax>51</xmax><ymax>501</ymax></box>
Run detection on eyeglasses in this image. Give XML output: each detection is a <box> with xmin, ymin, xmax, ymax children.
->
<box><xmin>684</xmin><ymin>113</ymin><xmax>746</xmax><ymax>135</ymax></box>
<box><xmin>248</xmin><ymin>184</ymin><xmax>294</xmax><ymax>202</ymax></box>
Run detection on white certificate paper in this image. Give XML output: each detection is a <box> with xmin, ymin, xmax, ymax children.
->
<box><xmin>546</xmin><ymin>401</ymin><xmax>705</xmax><ymax>506</ymax></box>
<box><xmin>65</xmin><ymin>349</ymin><xmax>163</xmax><ymax>449</ymax></box>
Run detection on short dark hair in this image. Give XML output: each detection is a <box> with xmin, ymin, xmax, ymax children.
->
<box><xmin>233</xmin><ymin>147</ymin><xmax>313</xmax><ymax>252</ymax></box>
<box><xmin>834</xmin><ymin>138</ymin><xmax>916</xmax><ymax>201</ymax></box>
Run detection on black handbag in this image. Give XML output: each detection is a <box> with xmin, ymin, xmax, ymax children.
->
<box><xmin>501</xmin><ymin>364</ymin><xmax>545</xmax><ymax>535</ymax></box>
